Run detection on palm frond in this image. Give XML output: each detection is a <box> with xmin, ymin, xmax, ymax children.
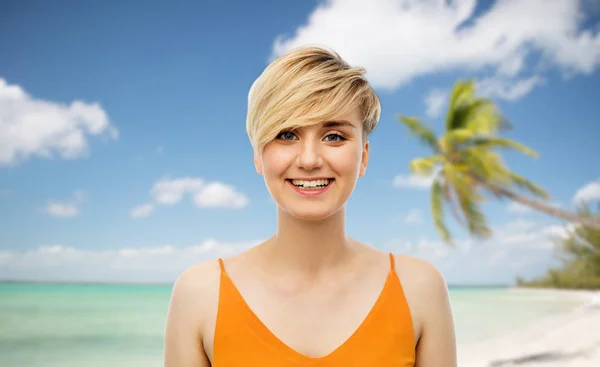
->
<box><xmin>409</xmin><ymin>155</ymin><xmax>443</xmax><ymax>176</ymax></box>
<box><xmin>447</xmin><ymin>99</ymin><xmax>488</xmax><ymax>132</ymax></box>
<box><xmin>454</xmin><ymin>183</ymin><xmax>491</xmax><ymax>239</ymax></box>
<box><xmin>481</xmin><ymin>151</ymin><xmax>512</xmax><ymax>186</ymax></box>
<box><xmin>446</xmin><ymin>81</ymin><xmax>475</xmax><ymax>117</ymax></box>
<box><xmin>507</xmin><ymin>172</ymin><xmax>550</xmax><ymax>200</ymax></box>
<box><xmin>473</xmin><ymin>137</ymin><xmax>539</xmax><ymax>158</ymax></box>
<box><xmin>462</xmin><ymin>100</ymin><xmax>504</xmax><ymax>136</ymax></box>
<box><xmin>444</xmin><ymin>163</ymin><xmax>486</xmax><ymax>202</ymax></box>
<box><xmin>460</xmin><ymin>148</ymin><xmax>488</xmax><ymax>179</ymax></box>
<box><xmin>462</xmin><ymin>147</ymin><xmax>512</xmax><ymax>188</ymax></box>
<box><xmin>445</xmin><ymin>80</ymin><xmax>509</xmax><ymax>135</ymax></box>
<box><xmin>446</xmin><ymin>128</ymin><xmax>475</xmax><ymax>145</ymax></box>
<box><xmin>443</xmin><ymin>175</ymin><xmax>466</xmax><ymax>225</ymax></box>
<box><xmin>398</xmin><ymin>116</ymin><xmax>439</xmax><ymax>152</ymax></box>
<box><xmin>432</xmin><ymin>179</ymin><xmax>452</xmax><ymax>244</ymax></box>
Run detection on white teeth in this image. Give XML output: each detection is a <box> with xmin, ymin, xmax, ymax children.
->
<box><xmin>291</xmin><ymin>179</ymin><xmax>331</xmax><ymax>188</ymax></box>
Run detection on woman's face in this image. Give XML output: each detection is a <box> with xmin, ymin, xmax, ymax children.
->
<box><xmin>254</xmin><ymin>106</ymin><xmax>369</xmax><ymax>221</ymax></box>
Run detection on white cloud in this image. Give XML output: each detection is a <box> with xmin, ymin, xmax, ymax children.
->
<box><xmin>44</xmin><ymin>190</ymin><xmax>86</xmax><ymax>218</ymax></box>
<box><xmin>487</xmin><ymin>249</ymin><xmax>508</xmax><ymax>267</ymax></box>
<box><xmin>404</xmin><ymin>208</ymin><xmax>424</xmax><ymax>224</ymax></box>
<box><xmin>381</xmin><ymin>236</ymin><xmax>454</xmax><ymax>260</ymax></box>
<box><xmin>45</xmin><ymin>203</ymin><xmax>79</xmax><ymax>217</ymax></box>
<box><xmin>393</xmin><ymin>174</ymin><xmax>434</xmax><ymax>189</ymax></box>
<box><xmin>129</xmin><ymin>204</ymin><xmax>154</xmax><ymax>219</ymax></box>
<box><xmin>0</xmin><ymin>78</ymin><xmax>118</xmax><ymax>166</ymax></box>
<box><xmin>0</xmin><ymin>216</ymin><xmax>571</xmax><ymax>284</ymax></box>
<box><xmin>492</xmin><ymin>220</ymin><xmax>568</xmax><ymax>249</ymax></box>
<box><xmin>503</xmin><ymin>218</ymin><xmax>536</xmax><ymax>231</ymax></box>
<box><xmin>0</xmin><ymin>239</ymin><xmax>263</xmax><ymax>283</ymax></box>
<box><xmin>573</xmin><ymin>180</ymin><xmax>600</xmax><ymax>204</ymax></box>
<box><xmin>193</xmin><ymin>182</ymin><xmax>249</xmax><ymax>209</ymax></box>
<box><xmin>417</xmin><ymin>237</ymin><xmax>451</xmax><ymax>258</ymax></box>
<box><xmin>477</xmin><ymin>75</ymin><xmax>545</xmax><ymax>101</ymax></box>
<box><xmin>381</xmin><ymin>214</ymin><xmax>581</xmax><ymax>284</ymax></box>
<box><xmin>540</xmin><ymin>223</ymin><xmax>574</xmax><ymax>239</ymax></box>
<box><xmin>151</xmin><ymin>177</ymin><xmax>204</xmax><ymax>205</ymax></box>
<box><xmin>271</xmin><ymin>0</ymin><xmax>600</xmax><ymax>99</ymax></box>
<box><xmin>425</xmin><ymin>89</ymin><xmax>446</xmax><ymax>118</ymax></box>
<box><xmin>506</xmin><ymin>202</ymin><xmax>533</xmax><ymax>214</ymax></box>
<box><xmin>136</xmin><ymin>177</ymin><xmax>249</xmax><ymax>216</ymax></box>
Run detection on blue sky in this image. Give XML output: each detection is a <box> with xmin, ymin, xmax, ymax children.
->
<box><xmin>1</xmin><ymin>0</ymin><xmax>599</xmax><ymax>284</ymax></box>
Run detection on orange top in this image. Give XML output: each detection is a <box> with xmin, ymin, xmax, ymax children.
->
<box><xmin>212</xmin><ymin>253</ymin><xmax>415</xmax><ymax>366</ymax></box>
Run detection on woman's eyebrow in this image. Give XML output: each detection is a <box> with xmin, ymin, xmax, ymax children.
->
<box><xmin>322</xmin><ymin>120</ymin><xmax>356</xmax><ymax>128</ymax></box>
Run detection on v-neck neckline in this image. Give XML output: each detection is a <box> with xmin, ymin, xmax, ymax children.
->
<box><xmin>220</xmin><ymin>269</ymin><xmax>394</xmax><ymax>362</ymax></box>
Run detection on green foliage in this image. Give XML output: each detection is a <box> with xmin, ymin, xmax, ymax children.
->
<box><xmin>398</xmin><ymin>79</ymin><xmax>544</xmax><ymax>243</ymax></box>
<box><xmin>398</xmin><ymin>116</ymin><xmax>439</xmax><ymax>152</ymax></box>
<box><xmin>518</xmin><ymin>204</ymin><xmax>600</xmax><ymax>290</ymax></box>
<box><xmin>431</xmin><ymin>179</ymin><xmax>451</xmax><ymax>244</ymax></box>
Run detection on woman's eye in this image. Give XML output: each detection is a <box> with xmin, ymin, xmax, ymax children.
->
<box><xmin>325</xmin><ymin>133</ymin><xmax>346</xmax><ymax>142</ymax></box>
<box><xmin>276</xmin><ymin>131</ymin><xmax>346</xmax><ymax>142</ymax></box>
<box><xmin>277</xmin><ymin>131</ymin><xmax>297</xmax><ymax>140</ymax></box>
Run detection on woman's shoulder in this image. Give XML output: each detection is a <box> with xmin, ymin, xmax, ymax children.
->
<box><xmin>164</xmin><ymin>259</ymin><xmax>224</xmax><ymax>362</ymax></box>
<box><xmin>173</xmin><ymin>259</ymin><xmax>222</xmax><ymax>294</ymax></box>
<box><xmin>391</xmin><ymin>254</ymin><xmax>457</xmax><ymax>363</ymax></box>
<box><xmin>391</xmin><ymin>254</ymin><xmax>451</xmax><ymax>335</ymax></box>
<box><xmin>392</xmin><ymin>254</ymin><xmax>448</xmax><ymax>290</ymax></box>
<box><xmin>168</xmin><ymin>259</ymin><xmax>223</xmax><ymax>331</ymax></box>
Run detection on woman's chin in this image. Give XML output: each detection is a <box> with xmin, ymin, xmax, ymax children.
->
<box><xmin>280</xmin><ymin>205</ymin><xmax>343</xmax><ymax>222</ymax></box>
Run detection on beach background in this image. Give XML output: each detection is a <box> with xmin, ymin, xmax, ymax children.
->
<box><xmin>2</xmin><ymin>1</ymin><xmax>600</xmax><ymax>366</ymax></box>
<box><xmin>1</xmin><ymin>282</ymin><xmax>598</xmax><ymax>366</ymax></box>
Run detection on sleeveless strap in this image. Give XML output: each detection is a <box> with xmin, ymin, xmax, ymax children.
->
<box><xmin>218</xmin><ymin>258</ymin><xmax>226</xmax><ymax>274</ymax></box>
<box><xmin>388</xmin><ymin>253</ymin><xmax>396</xmax><ymax>273</ymax></box>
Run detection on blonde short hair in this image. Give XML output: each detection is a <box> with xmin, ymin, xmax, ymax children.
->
<box><xmin>246</xmin><ymin>45</ymin><xmax>381</xmax><ymax>153</ymax></box>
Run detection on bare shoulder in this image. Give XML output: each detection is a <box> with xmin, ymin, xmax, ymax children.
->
<box><xmin>172</xmin><ymin>259</ymin><xmax>222</xmax><ymax>295</ymax></box>
<box><xmin>392</xmin><ymin>254</ymin><xmax>457</xmax><ymax>366</ymax></box>
<box><xmin>164</xmin><ymin>259</ymin><xmax>222</xmax><ymax>366</ymax></box>
<box><xmin>392</xmin><ymin>254</ymin><xmax>448</xmax><ymax>294</ymax></box>
<box><xmin>391</xmin><ymin>255</ymin><xmax>451</xmax><ymax>334</ymax></box>
<box><xmin>168</xmin><ymin>259</ymin><xmax>222</xmax><ymax>328</ymax></box>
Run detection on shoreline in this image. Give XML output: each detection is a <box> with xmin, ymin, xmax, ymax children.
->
<box><xmin>458</xmin><ymin>289</ymin><xmax>600</xmax><ymax>367</ymax></box>
<box><xmin>509</xmin><ymin>286</ymin><xmax>600</xmax><ymax>295</ymax></box>
<box><xmin>0</xmin><ymin>279</ymin><xmax>174</xmax><ymax>286</ymax></box>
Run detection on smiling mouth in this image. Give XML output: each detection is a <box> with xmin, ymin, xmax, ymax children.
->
<box><xmin>286</xmin><ymin>178</ymin><xmax>334</xmax><ymax>190</ymax></box>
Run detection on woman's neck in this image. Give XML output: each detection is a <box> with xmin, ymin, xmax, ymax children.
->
<box><xmin>257</xmin><ymin>206</ymin><xmax>360</xmax><ymax>278</ymax></box>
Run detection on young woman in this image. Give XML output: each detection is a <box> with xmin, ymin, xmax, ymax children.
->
<box><xmin>164</xmin><ymin>45</ymin><xmax>457</xmax><ymax>366</ymax></box>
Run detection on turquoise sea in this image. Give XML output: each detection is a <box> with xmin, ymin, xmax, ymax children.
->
<box><xmin>0</xmin><ymin>282</ymin><xmax>584</xmax><ymax>367</ymax></box>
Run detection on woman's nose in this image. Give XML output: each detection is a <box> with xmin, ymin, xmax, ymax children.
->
<box><xmin>295</xmin><ymin>139</ymin><xmax>323</xmax><ymax>170</ymax></box>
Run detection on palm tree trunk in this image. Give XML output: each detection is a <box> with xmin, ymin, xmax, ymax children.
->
<box><xmin>475</xmin><ymin>177</ymin><xmax>600</xmax><ymax>230</ymax></box>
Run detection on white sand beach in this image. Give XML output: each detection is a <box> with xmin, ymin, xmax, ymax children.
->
<box><xmin>458</xmin><ymin>289</ymin><xmax>600</xmax><ymax>367</ymax></box>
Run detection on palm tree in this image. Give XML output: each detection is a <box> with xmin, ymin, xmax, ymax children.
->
<box><xmin>398</xmin><ymin>79</ymin><xmax>600</xmax><ymax>244</ymax></box>
<box><xmin>517</xmin><ymin>202</ymin><xmax>600</xmax><ymax>289</ymax></box>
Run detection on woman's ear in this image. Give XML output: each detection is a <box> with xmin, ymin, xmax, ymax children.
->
<box><xmin>254</xmin><ymin>150</ymin><xmax>263</xmax><ymax>175</ymax></box>
<box><xmin>359</xmin><ymin>140</ymin><xmax>369</xmax><ymax>177</ymax></box>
